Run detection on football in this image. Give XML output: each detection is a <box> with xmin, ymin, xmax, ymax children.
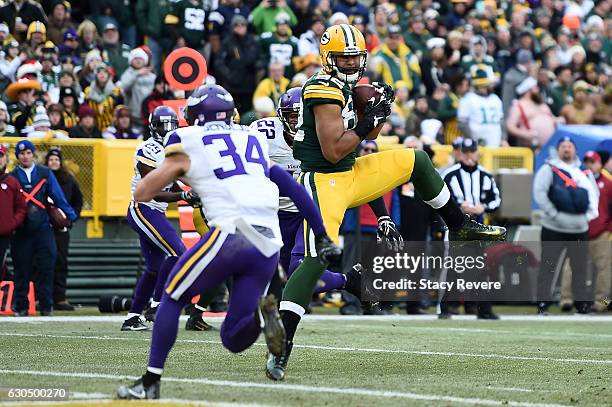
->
<box><xmin>48</xmin><ymin>204</ymin><xmax>70</xmax><ymax>229</ymax></box>
<box><xmin>352</xmin><ymin>84</ymin><xmax>384</xmax><ymax>140</ymax></box>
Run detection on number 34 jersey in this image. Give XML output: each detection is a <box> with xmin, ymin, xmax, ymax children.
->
<box><xmin>164</xmin><ymin>122</ymin><xmax>282</xmax><ymax>255</ymax></box>
<box><xmin>250</xmin><ymin>117</ymin><xmax>301</xmax><ymax>212</ymax></box>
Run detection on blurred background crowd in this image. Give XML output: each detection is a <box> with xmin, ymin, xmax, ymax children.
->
<box><xmin>0</xmin><ymin>0</ymin><xmax>608</xmax><ymax>144</ymax></box>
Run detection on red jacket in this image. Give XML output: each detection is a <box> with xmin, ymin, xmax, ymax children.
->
<box><xmin>0</xmin><ymin>172</ymin><xmax>27</xmax><ymax>236</ymax></box>
<box><xmin>589</xmin><ymin>173</ymin><xmax>612</xmax><ymax>239</ymax></box>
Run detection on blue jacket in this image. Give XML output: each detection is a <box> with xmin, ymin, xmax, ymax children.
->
<box><xmin>11</xmin><ymin>165</ymin><xmax>77</xmax><ymax>230</ymax></box>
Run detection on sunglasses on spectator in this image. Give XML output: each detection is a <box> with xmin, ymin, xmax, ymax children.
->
<box><xmin>363</xmin><ymin>148</ymin><xmax>378</xmax><ymax>153</ymax></box>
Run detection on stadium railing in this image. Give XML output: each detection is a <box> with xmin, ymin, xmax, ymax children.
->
<box><xmin>0</xmin><ymin>137</ymin><xmax>533</xmax><ymax>237</ymax></box>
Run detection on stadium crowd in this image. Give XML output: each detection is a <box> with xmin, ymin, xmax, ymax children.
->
<box><xmin>0</xmin><ymin>0</ymin><xmax>610</xmax><ymax>316</ymax></box>
<box><xmin>0</xmin><ymin>0</ymin><xmax>609</xmax><ymax>143</ymax></box>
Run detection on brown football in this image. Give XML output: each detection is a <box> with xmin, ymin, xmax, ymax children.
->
<box><xmin>48</xmin><ymin>204</ymin><xmax>70</xmax><ymax>229</ymax></box>
<box><xmin>352</xmin><ymin>84</ymin><xmax>384</xmax><ymax>140</ymax></box>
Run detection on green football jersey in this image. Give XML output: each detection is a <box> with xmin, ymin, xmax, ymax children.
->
<box><xmin>293</xmin><ymin>72</ymin><xmax>356</xmax><ymax>173</ymax></box>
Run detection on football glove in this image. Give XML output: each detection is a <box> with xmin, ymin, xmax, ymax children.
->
<box><xmin>314</xmin><ymin>233</ymin><xmax>343</xmax><ymax>266</ymax></box>
<box><xmin>181</xmin><ymin>190</ymin><xmax>201</xmax><ymax>206</ymax></box>
<box><xmin>376</xmin><ymin>216</ymin><xmax>404</xmax><ymax>252</ymax></box>
<box><xmin>354</xmin><ymin>98</ymin><xmax>392</xmax><ymax>139</ymax></box>
<box><xmin>371</xmin><ymin>82</ymin><xmax>395</xmax><ymax>107</ymax></box>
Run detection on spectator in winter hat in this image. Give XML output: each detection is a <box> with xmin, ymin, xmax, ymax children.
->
<box><xmin>78</xmin><ymin>49</ymin><xmax>103</xmax><ymax>90</ymax></box>
<box><xmin>25</xmin><ymin>107</ymin><xmax>69</xmax><ymax>139</ymax></box>
<box><xmin>84</xmin><ymin>63</ymin><xmax>123</xmax><ymax>131</ymax></box>
<box><xmin>58</xmin><ymin>87</ymin><xmax>79</xmax><ymax>128</ymax></box>
<box><xmin>101</xmin><ymin>22</ymin><xmax>131</xmax><ymax>77</ymax></box>
<box><xmin>58</xmin><ymin>28</ymin><xmax>82</xmax><ymax>66</ymax></box>
<box><xmin>68</xmin><ymin>104</ymin><xmax>101</xmax><ymax>138</ymax></box>
<box><xmin>47</xmin><ymin>0</ymin><xmax>74</xmax><ymax>45</ymax></box>
<box><xmin>119</xmin><ymin>48</ymin><xmax>155</xmax><ymax>130</ymax></box>
<box><xmin>103</xmin><ymin>105</ymin><xmax>142</xmax><ymax>140</ymax></box>
<box><xmin>25</xmin><ymin>21</ymin><xmax>46</xmax><ymax>57</ymax></box>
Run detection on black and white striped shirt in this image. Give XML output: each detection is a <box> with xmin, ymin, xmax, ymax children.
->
<box><xmin>442</xmin><ymin>163</ymin><xmax>501</xmax><ymax>213</ymax></box>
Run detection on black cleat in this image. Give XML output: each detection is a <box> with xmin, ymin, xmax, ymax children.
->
<box><xmin>144</xmin><ymin>305</ymin><xmax>158</xmax><ymax>322</ymax></box>
<box><xmin>344</xmin><ymin>263</ymin><xmax>378</xmax><ymax>311</ymax></box>
<box><xmin>258</xmin><ymin>294</ymin><xmax>286</xmax><ymax>357</ymax></box>
<box><xmin>438</xmin><ymin>313</ymin><xmax>452</xmax><ymax>320</ymax></box>
<box><xmin>116</xmin><ymin>377</ymin><xmax>160</xmax><ymax>399</ymax></box>
<box><xmin>449</xmin><ymin>215</ymin><xmax>507</xmax><ymax>241</ymax></box>
<box><xmin>185</xmin><ymin>314</ymin><xmax>217</xmax><ymax>331</ymax></box>
<box><xmin>265</xmin><ymin>341</ymin><xmax>293</xmax><ymax>381</ymax></box>
<box><xmin>121</xmin><ymin>315</ymin><xmax>149</xmax><ymax>331</ymax></box>
<box><xmin>537</xmin><ymin>302</ymin><xmax>549</xmax><ymax>316</ymax></box>
<box><xmin>54</xmin><ymin>302</ymin><xmax>75</xmax><ymax>311</ymax></box>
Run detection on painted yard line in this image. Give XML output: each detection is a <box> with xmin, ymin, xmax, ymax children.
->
<box><xmin>0</xmin><ymin>369</ymin><xmax>573</xmax><ymax>407</ymax></box>
<box><xmin>0</xmin><ymin>394</ymin><xmax>274</xmax><ymax>407</ymax></box>
<box><xmin>1</xmin><ymin>332</ymin><xmax>610</xmax><ymax>365</ymax></box>
<box><xmin>2</xmin><ymin>315</ymin><xmax>612</xmax><ymax>323</ymax></box>
<box><xmin>339</xmin><ymin>324</ymin><xmax>612</xmax><ymax>339</ymax></box>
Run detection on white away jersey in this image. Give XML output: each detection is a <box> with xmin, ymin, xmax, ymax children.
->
<box><xmin>457</xmin><ymin>92</ymin><xmax>504</xmax><ymax>147</ymax></box>
<box><xmin>131</xmin><ymin>138</ymin><xmax>170</xmax><ymax>212</ymax></box>
<box><xmin>250</xmin><ymin>117</ymin><xmax>301</xmax><ymax>212</ymax></box>
<box><xmin>165</xmin><ymin>122</ymin><xmax>282</xmax><ymax>256</ymax></box>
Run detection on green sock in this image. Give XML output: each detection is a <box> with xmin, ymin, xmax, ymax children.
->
<box><xmin>410</xmin><ymin>150</ymin><xmax>445</xmax><ymax>200</ymax></box>
<box><xmin>282</xmin><ymin>257</ymin><xmax>326</xmax><ymax>309</ymax></box>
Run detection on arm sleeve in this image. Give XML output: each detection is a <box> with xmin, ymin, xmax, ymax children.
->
<box><xmin>367</xmin><ymin>196</ymin><xmax>389</xmax><ymax>219</ymax></box>
<box><xmin>484</xmin><ymin>174</ymin><xmax>501</xmax><ymax>213</ymax></box>
<box><xmin>578</xmin><ymin>171</ymin><xmax>600</xmax><ymax>222</ymax></box>
<box><xmin>47</xmin><ymin>171</ymin><xmax>77</xmax><ymax>222</ymax></box>
<box><xmin>269</xmin><ymin>165</ymin><xmax>325</xmax><ymax>236</ymax></box>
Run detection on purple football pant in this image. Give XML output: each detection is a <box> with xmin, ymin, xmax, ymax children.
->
<box><xmin>280</xmin><ymin>210</ymin><xmax>345</xmax><ymax>294</ymax></box>
<box><xmin>127</xmin><ymin>202</ymin><xmax>185</xmax><ymax>314</ymax></box>
<box><xmin>148</xmin><ymin>227</ymin><xmax>279</xmax><ymax>370</ymax></box>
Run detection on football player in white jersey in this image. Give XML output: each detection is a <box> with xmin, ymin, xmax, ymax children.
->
<box><xmin>122</xmin><ymin>106</ymin><xmax>200</xmax><ymax>331</ymax></box>
<box><xmin>457</xmin><ymin>66</ymin><xmax>504</xmax><ymax>147</ymax></box>
<box><xmin>117</xmin><ymin>84</ymin><xmax>341</xmax><ymax>399</ymax></box>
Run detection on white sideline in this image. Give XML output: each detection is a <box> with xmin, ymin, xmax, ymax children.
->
<box><xmin>0</xmin><ymin>369</ymin><xmax>573</xmax><ymax>407</ymax></box>
<box><xmin>0</xmin><ymin>393</ymin><xmax>272</xmax><ymax>407</ymax></box>
<box><xmin>2</xmin><ymin>314</ymin><xmax>612</xmax><ymax>323</ymax></box>
<box><xmin>1</xmin><ymin>332</ymin><xmax>610</xmax><ymax>365</ymax></box>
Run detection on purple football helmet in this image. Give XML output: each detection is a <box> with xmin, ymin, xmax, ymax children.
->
<box><xmin>277</xmin><ymin>87</ymin><xmax>302</xmax><ymax>136</ymax></box>
<box><xmin>149</xmin><ymin>105</ymin><xmax>178</xmax><ymax>144</ymax></box>
<box><xmin>186</xmin><ymin>84</ymin><xmax>235</xmax><ymax>126</ymax></box>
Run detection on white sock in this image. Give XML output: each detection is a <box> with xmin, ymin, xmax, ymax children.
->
<box><xmin>150</xmin><ymin>301</ymin><xmax>160</xmax><ymax>308</ymax></box>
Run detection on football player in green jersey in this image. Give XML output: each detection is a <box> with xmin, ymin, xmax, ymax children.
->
<box><xmin>266</xmin><ymin>23</ymin><xmax>507</xmax><ymax>381</ymax></box>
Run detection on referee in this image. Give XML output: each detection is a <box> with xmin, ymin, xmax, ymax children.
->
<box><xmin>442</xmin><ymin>138</ymin><xmax>501</xmax><ymax>223</ymax></box>
<box><xmin>440</xmin><ymin>138</ymin><xmax>501</xmax><ymax>319</ymax></box>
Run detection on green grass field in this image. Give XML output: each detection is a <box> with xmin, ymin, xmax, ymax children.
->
<box><xmin>0</xmin><ymin>313</ymin><xmax>610</xmax><ymax>407</ymax></box>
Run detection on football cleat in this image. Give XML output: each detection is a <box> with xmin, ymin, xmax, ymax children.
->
<box><xmin>449</xmin><ymin>215</ymin><xmax>507</xmax><ymax>241</ymax></box>
<box><xmin>121</xmin><ymin>315</ymin><xmax>149</xmax><ymax>331</ymax></box>
<box><xmin>185</xmin><ymin>314</ymin><xmax>217</xmax><ymax>331</ymax></box>
<box><xmin>258</xmin><ymin>294</ymin><xmax>286</xmax><ymax>357</ymax></box>
<box><xmin>144</xmin><ymin>305</ymin><xmax>158</xmax><ymax>322</ymax></box>
<box><xmin>116</xmin><ymin>377</ymin><xmax>160</xmax><ymax>400</ymax></box>
<box><xmin>265</xmin><ymin>341</ymin><xmax>293</xmax><ymax>381</ymax></box>
<box><xmin>477</xmin><ymin>311</ymin><xmax>500</xmax><ymax>320</ymax></box>
<box><xmin>343</xmin><ymin>263</ymin><xmax>378</xmax><ymax>311</ymax></box>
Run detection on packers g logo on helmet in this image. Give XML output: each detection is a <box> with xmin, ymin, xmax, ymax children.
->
<box><xmin>320</xmin><ymin>24</ymin><xmax>367</xmax><ymax>84</ymax></box>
